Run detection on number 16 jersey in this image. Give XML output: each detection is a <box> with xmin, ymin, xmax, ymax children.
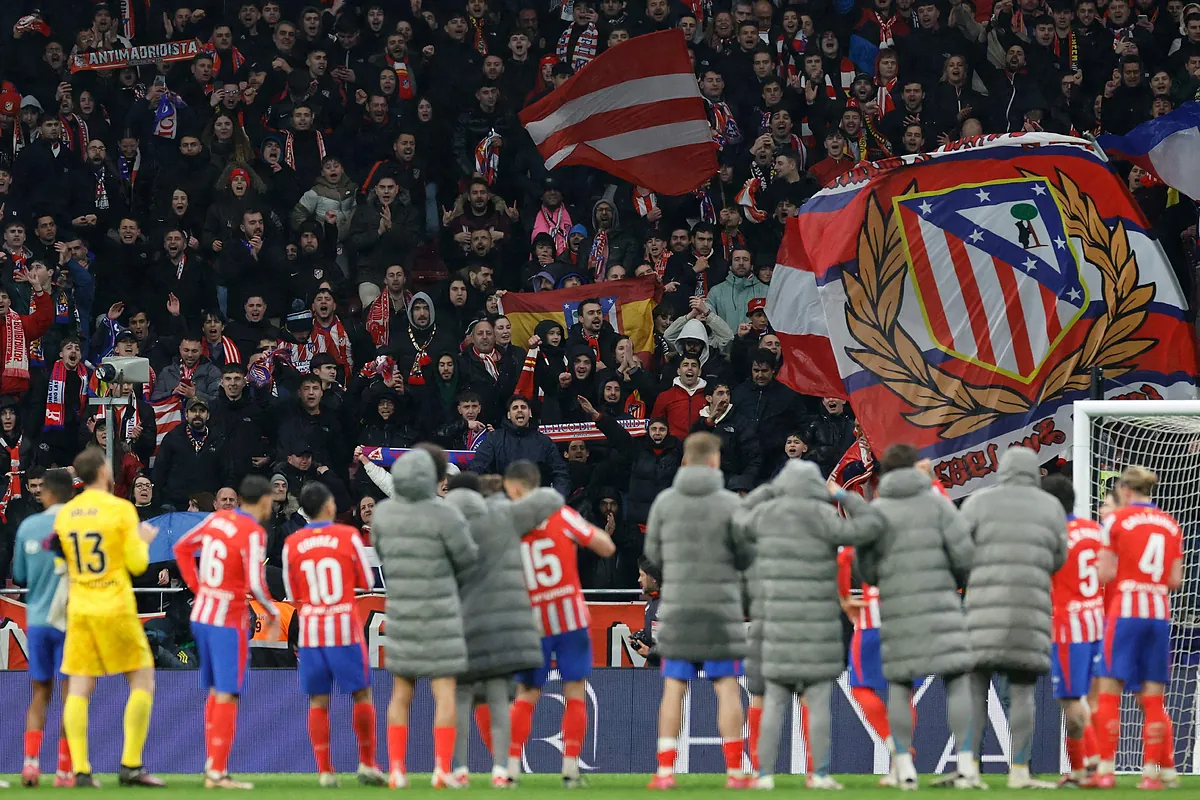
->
<box><xmin>521</xmin><ymin>506</ymin><xmax>594</xmax><ymax>637</ymax></box>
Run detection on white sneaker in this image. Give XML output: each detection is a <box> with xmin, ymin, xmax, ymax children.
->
<box><xmin>954</xmin><ymin>755</ymin><xmax>986</xmax><ymax>790</ymax></box>
<box><xmin>388</xmin><ymin>770</ymin><xmax>408</xmax><ymax>789</ymax></box>
<box><xmin>318</xmin><ymin>772</ymin><xmax>339</xmax><ymax>788</ymax></box>
<box><xmin>1007</xmin><ymin>766</ymin><xmax>1056</xmax><ymax>790</ymax></box>
<box><xmin>432</xmin><ymin>770</ymin><xmax>466</xmax><ymax>789</ymax></box>
<box><xmin>357</xmin><ymin>765</ymin><xmax>387</xmax><ymax>787</ymax></box>
<box><xmin>895</xmin><ymin>753</ymin><xmax>919</xmax><ymax>791</ymax></box>
<box><xmin>754</xmin><ymin>775</ymin><xmax>775</xmax><ymax>790</ymax></box>
<box><xmin>806</xmin><ymin>774</ymin><xmax>844</xmax><ymax>790</ymax></box>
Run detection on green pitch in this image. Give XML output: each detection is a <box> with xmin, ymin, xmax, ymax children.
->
<box><xmin>2</xmin><ymin>773</ymin><xmax>1195</xmax><ymax>796</ymax></box>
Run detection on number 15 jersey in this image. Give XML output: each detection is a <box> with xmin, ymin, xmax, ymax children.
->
<box><xmin>1101</xmin><ymin>502</ymin><xmax>1183</xmax><ymax>620</ymax></box>
<box><xmin>521</xmin><ymin>506</ymin><xmax>595</xmax><ymax>637</ymax></box>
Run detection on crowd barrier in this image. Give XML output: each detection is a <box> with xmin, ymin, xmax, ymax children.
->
<box><xmin>0</xmin><ymin>668</ymin><xmax>1066</xmax><ymax>775</ymax></box>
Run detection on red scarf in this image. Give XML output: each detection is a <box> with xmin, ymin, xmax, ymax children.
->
<box><xmin>365</xmin><ymin>291</ymin><xmax>415</xmax><ymax>348</ymax></box>
<box><xmin>96</xmin><ymin>398</ymin><xmax>141</xmax><ymax>442</ymax></box>
<box><xmin>387</xmin><ymin>56</ymin><xmax>415</xmax><ymax>99</ymax></box>
<box><xmin>283</xmin><ymin>130</ymin><xmax>326</xmax><ymax>170</ymax></box>
<box><xmin>3</xmin><ymin>435</ymin><xmax>20</xmax><ymax>501</ymax></box>
<box><xmin>470</xmin><ymin>15</ymin><xmax>489</xmax><ymax>54</ymax></box>
<box><xmin>2</xmin><ymin>312</ymin><xmax>28</xmax><ymax>382</ymax></box>
<box><xmin>201</xmin><ymin>335</ymin><xmax>241</xmax><ymax>365</ymax></box>
<box><xmin>45</xmin><ymin>360</ymin><xmax>93</xmax><ymax>430</ymax></box>
<box><xmin>632</xmin><ymin>186</ymin><xmax>659</xmax><ymax>218</ymax></box>
<box><xmin>588</xmin><ymin>229</ymin><xmax>609</xmax><ymax>281</ymax></box>
<box><xmin>721</xmin><ymin>229</ymin><xmax>746</xmax><ymax>261</ymax></box>
<box><xmin>876</xmin><ymin>12</ymin><xmax>898</xmax><ymax>47</ymax></box>
<box><xmin>309</xmin><ymin>316</ymin><xmax>352</xmax><ymax>371</ymax></box>
<box><xmin>874</xmin><ymin>77</ymin><xmax>898</xmax><ymax>117</ymax></box>
<box><xmin>204</xmin><ymin>42</ymin><xmax>246</xmax><ymax>75</ymax></box>
<box><xmin>469</xmin><ymin>346</ymin><xmax>501</xmax><ymax>380</ymax></box>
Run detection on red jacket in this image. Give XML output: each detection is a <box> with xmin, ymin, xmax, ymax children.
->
<box><xmin>651</xmin><ymin>379</ymin><xmax>708</xmax><ymax>441</ymax></box>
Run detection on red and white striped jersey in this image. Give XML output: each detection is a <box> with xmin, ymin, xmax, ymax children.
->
<box><xmin>1101</xmin><ymin>502</ymin><xmax>1183</xmax><ymax>620</ymax></box>
<box><xmin>521</xmin><ymin>506</ymin><xmax>595</xmax><ymax>637</ymax></box>
<box><xmin>1051</xmin><ymin>517</ymin><xmax>1105</xmax><ymax>643</ymax></box>
<box><xmin>282</xmin><ymin>522</ymin><xmax>374</xmax><ymax>648</ymax></box>
<box><xmin>173</xmin><ymin>509</ymin><xmax>275</xmax><ymax>630</ymax></box>
<box><xmin>837</xmin><ymin>547</ymin><xmax>880</xmax><ymax>631</ymax></box>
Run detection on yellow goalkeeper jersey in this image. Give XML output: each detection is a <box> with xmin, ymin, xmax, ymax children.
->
<box><xmin>55</xmin><ymin>489</ymin><xmax>149</xmax><ymax>618</ymax></box>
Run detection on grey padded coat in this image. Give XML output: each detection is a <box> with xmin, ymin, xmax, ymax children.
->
<box><xmin>960</xmin><ymin>447</ymin><xmax>1068</xmax><ymax>674</ymax></box>
<box><xmin>863</xmin><ymin>467</ymin><xmax>975</xmax><ymax>682</ymax></box>
<box><xmin>644</xmin><ymin>465</ymin><xmax>755</xmax><ymax>663</ymax></box>
<box><xmin>444</xmin><ymin>487</ymin><xmax>563</xmax><ymax>682</ymax></box>
<box><xmin>373</xmin><ymin>450</ymin><xmax>478</xmax><ymax>677</ymax></box>
<box><xmin>738</xmin><ymin>460</ymin><xmax>885</xmax><ymax>686</ymax></box>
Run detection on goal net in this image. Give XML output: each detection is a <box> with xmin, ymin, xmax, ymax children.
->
<box><xmin>1073</xmin><ymin>400</ymin><xmax>1200</xmax><ymax>775</ymax></box>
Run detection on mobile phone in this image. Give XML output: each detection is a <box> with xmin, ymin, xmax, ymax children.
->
<box><xmin>153</xmin><ymin>74</ymin><xmax>167</xmax><ymax>88</ymax></box>
<box><xmin>1138</xmin><ymin>14</ymin><xmax>1148</xmax><ymax>23</ymax></box>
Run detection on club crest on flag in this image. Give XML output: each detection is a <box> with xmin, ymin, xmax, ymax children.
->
<box><xmin>845</xmin><ymin>169</ymin><xmax>1154</xmax><ymax>441</ymax></box>
<box><xmin>895</xmin><ymin>178</ymin><xmax>1087</xmax><ymax>383</ymax></box>
<box><xmin>563</xmin><ymin>296</ymin><xmax>620</xmax><ymax>332</ymax></box>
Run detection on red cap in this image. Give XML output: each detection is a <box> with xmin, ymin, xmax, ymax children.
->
<box><xmin>0</xmin><ymin>91</ymin><xmax>18</xmax><ymax>118</ymax></box>
<box><xmin>746</xmin><ymin>297</ymin><xmax>767</xmax><ymax>316</ymax></box>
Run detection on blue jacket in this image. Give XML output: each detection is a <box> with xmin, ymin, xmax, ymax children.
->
<box><xmin>11</xmin><ymin>504</ymin><xmax>66</xmax><ymax>629</ymax></box>
<box><xmin>467</xmin><ymin>421</ymin><xmax>570</xmax><ymax>496</ymax></box>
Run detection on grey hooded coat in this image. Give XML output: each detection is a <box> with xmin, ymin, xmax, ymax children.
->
<box><xmin>444</xmin><ymin>487</ymin><xmax>563</xmax><ymax>683</ymax></box>
<box><xmin>738</xmin><ymin>461</ymin><xmax>885</xmax><ymax>686</ymax></box>
<box><xmin>644</xmin><ymin>465</ymin><xmax>755</xmax><ymax>663</ymax></box>
<box><xmin>863</xmin><ymin>467</ymin><xmax>975</xmax><ymax>682</ymax></box>
<box><xmin>373</xmin><ymin>450</ymin><xmax>479</xmax><ymax>677</ymax></box>
<box><xmin>960</xmin><ymin>447</ymin><xmax>1068</xmax><ymax>674</ymax></box>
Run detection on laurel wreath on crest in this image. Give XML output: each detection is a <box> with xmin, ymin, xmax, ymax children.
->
<box><xmin>843</xmin><ymin>170</ymin><xmax>1155</xmax><ymax>440</ymax></box>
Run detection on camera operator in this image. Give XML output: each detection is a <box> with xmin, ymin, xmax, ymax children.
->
<box><xmin>631</xmin><ymin>556</ymin><xmax>661</xmax><ymax>666</ymax></box>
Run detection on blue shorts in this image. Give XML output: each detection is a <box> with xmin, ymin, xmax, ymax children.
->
<box><xmin>514</xmin><ymin>628</ymin><xmax>592</xmax><ymax>689</ymax></box>
<box><xmin>1051</xmin><ymin>640</ymin><xmax>1102</xmax><ymax>699</ymax></box>
<box><xmin>193</xmin><ymin>622</ymin><xmax>249</xmax><ymax>695</ymax></box>
<box><xmin>298</xmin><ymin>644</ymin><xmax>371</xmax><ymax>696</ymax></box>
<box><xmin>27</xmin><ymin>626</ymin><xmax>66</xmax><ymax>683</ymax></box>
<box><xmin>849</xmin><ymin>628</ymin><xmax>886</xmax><ymax>692</ymax></box>
<box><xmin>661</xmin><ymin>658</ymin><xmax>743</xmax><ymax>681</ymax></box>
<box><xmin>1103</xmin><ymin>617</ymin><xmax>1171</xmax><ymax>687</ymax></box>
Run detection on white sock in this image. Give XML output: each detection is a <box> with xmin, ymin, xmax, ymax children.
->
<box><xmin>656</xmin><ymin>737</ymin><xmax>677</xmax><ymax>777</ymax></box>
<box><xmin>1097</xmin><ymin>759</ymin><xmax>1115</xmax><ymax>775</ymax></box>
<box><xmin>506</xmin><ymin>756</ymin><xmax>522</xmax><ymax>777</ymax></box>
<box><xmin>894</xmin><ymin>751</ymin><xmax>916</xmax><ymax>780</ymax></box>
<box><xmin>23</xmin><ymin>757</ymin><xmax>37</xmax><ymax>767</ymax></box>
<box><xmin>492</xmin><ymin>765</ymin><xmax>509</xmax><ymax>779</ymax></box>
<box><xmin>957</xmin><ymin>751</ymin><xmax>979</xmax><ymax>779</ymax></box>
<box><xmin>562</xmin><ymin>756</ymin><xmax>579</xmax><ymax>779</ymax></box>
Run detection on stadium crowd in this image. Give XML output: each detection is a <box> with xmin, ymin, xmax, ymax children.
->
<box><xmin>0</xmin><ymin>0</ymin><xmax>1197</xmax><ymax>602</ymax></box>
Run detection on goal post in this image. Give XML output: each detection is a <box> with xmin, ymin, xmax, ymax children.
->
<box><xmin>1072</xmin><ymin>399</ymin><xmax>1200</xmax><ymax>774</ymax></box>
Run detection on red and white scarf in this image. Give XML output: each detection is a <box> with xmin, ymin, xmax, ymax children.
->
<box><xmin>309</xmin><ymin>316</ymin><xmax>352</xmax><ymax>371</ymax></box>
<box><xmin>364</xmin><ymin>291</ymin><xmax>413</xmax><ymax>347</ymax></box>
<box><xmin>775</xmin><ymin>32</ymin><xmax>808</xmax><ymax>84</ymax></box>
<box><xmin>45</xmin><ymin>360</ymin><xmax>92</xmax><ymax>430</ymax></box>
<box><xmin>474</xmin><ymin>130</ymin><xmax>502</xmax><ymax>186</ymax></box>
<box><xmin>721</xmin><ymin>229</ymin><xmax>746</xmax><ymax>261</ymax></box>
<box><xmin>541</xmin><ymin>206</ymin><xmax>569</xmax><ymax>253</ymax></box>
<box><xmin>95</xmin><ymin>398</ymin><xmax>141</xmax><ymax>442</ymax></box>
<box><xmin>283</xmin><ymin>130</ymin><xmax>326</xmax><ymax>171</ymax></box>
<box><xmin>469</xmin><ymin>346</ymin><xmax>501</xmax><ymax>380</ymax></box>
<box><xmin>632</xmin><ymin>186</ymin><xmax>659</xmax><ymax>218</ymax></box>
<box><xmin>2</xmin><ymin>312</ymin><xmax>28</xmax><ymax>383</ymax></box>
<box><xmin>556</xmin><ymin>23</ymin><xmax>599</xmax><ymax>71</ymax></box>
<box><xmin>3</xmin><ymin>435</ymin><xmax>20</xmax><ymax>502</ymax></box>
<box><xmin>875</xmin><ymin>11</ymin><xmax>898</xmax><ymax>47</ymax></box>
<box><xmin>588</xmin><ymin>229</ymin><xmax>609</xmax><ymax>281</ymax></box>
<box><xmin>874</xmin><ymin>77</ymin><xmax>898</xmax><ymax>117</ymax></box>
<box><xmin>387</xmin><ymin>56</ymin><xmax>416</xmax><ymax>100</ymax></box>
<box><xmin>201</xmin><ymin>335</ymin><xmax>241</xmax><ymax>365</ymax></box>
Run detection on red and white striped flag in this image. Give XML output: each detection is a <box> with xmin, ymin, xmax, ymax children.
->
<box><xmin>149</xmin><ymin>397</ymin><xmax>182</xmax><ymax>468</ymax></box>
<box><xmin>519</xmin><ymin>30</ymin><xmax>717</xmax><ymax>196</ymax></box>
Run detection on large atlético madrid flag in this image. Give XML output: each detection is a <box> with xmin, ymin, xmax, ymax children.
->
<box><xmin>767</xmin><ymin>132</ymin><xmax>1198</xmax><ymax>497</ymax></box>
<box><xmin>519</xmin><ymin>30</ymin><xmax>718</xmax><ymax>195</ymax></box>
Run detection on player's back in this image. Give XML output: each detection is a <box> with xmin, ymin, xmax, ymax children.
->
<box><xmin>174</xmin><ymin>509</ymin><xmax>270</xmax><ymax>630</ymax></box>
<box><xmin>1051</xmin><ymin>517</ymin><xmax>1105</xmax><ymax>642</ymax></box>
<box><xmin>283</xmin><ymin>522</ymin><xmax>373</xmax><ymax>647</ymax></box>
<box><xmin>55</xmin><ymin>488</ymin><xmax>146</xmax><ymax>618</ymax></box>
<box><xmin>1104</xmin><ymin>503</ymin><xmax>1183</xmax><ymax>620</ymax></box>
<box><xmin>521</xmin><ymin>506</ymin><xmax>593</xmax><ymax>637</ymax></box>
<box><xmin>837</xmin><ymin>547</ymin><xmax>880</xmax><ymax>631</ymax></box>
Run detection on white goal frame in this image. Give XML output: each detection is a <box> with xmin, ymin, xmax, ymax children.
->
<box><xmin>1072</xmin><ymin>398</ymin><xmax>1200</xmax><ymax>774</ymax></box>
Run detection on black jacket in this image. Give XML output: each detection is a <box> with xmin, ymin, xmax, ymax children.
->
<box><xmin>595</xmin><ymin>414</ymin><xmax>682</xmax><ymax>525</ymax></box>
<box><xmin>804</xmin><ymin>407</ymin><xmax>857</xmax><ymax>478</ymax></box>
<box><xmin>690</xmin><ymin>407</ymin><xmax>762</xmax><ymax>493</ymax></box>
<box><xmin>731</xmin><ymin>379</ymin><xmax>805</xmax><ymax>480</ymax></box>
<box><xmin>274</xmin><ymin>401</ymin><xmax>348</xmax><ymax>471</ymax></box>
<box><xmin>209</xmin><ymin>391</ymin><xmax>272</xmax><ymax>487</ymax></box>
<box><xmin>467</xmin><ymin>420</ymin><xmax>570</xmax><ymax>495</ymax></box>
<box><xmin>217</xmin><ymin>238</ymin><xmax>290</xmax><ymax>322</ymax></box>
<box><xmin>153</xmin><ymin>425</ymin><xmax>229</xmax><ymax>508</ymax></box>
<box><xmin>457</xmin><ymin>347</ymin><xmax>518</xmax><ymax>425</ymax></box>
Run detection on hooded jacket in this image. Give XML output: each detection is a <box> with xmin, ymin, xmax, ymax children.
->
<box><xmin>706</xmin><ymin>272</ymin><xmax>768</xmax><ymax>329</ymax></box>
<box><xmin>651</xmin><ymin>376</ymin><xmax>708</xmax><ymax>441</ymax></box>
<box><xmin>738</xmin><ymin>461</ymin><xmax>884</xmax><ymax>685</ymax></box>
<box><xmin>664</xmin><ymin>316</ymin><xmax>733</xmax><ymax>385</ymax></box>
<box><xmin>593</xmin><ymin>414</ymin><xmax>683</xmax><ymax>525</ymax></box>
<box><xmin>549</xmin><ymin>343</ymin><xmax>599</xmax><ymax>423</ymax></box>
<box><xmin>578</xmin><ymin>199</ymin><xmax>640</xmax><ymax>277</ymax></box>
<box><xmin>960</xmin><ymin>447</ymin><xmax>1068</xmax><ymax>674</ymax></box>
<box><xmin>390</xmin><ymin>292</ymin><xmax>453</xmax><ymax>388</ymax></box>
<box><xmin>291</xmin><ymin>171</ymin><xmax>359</xmax><ymax>240</ymax></box>
<box><xmin>445</xmin><ymin>486</ymin><xmax>563</xmax><ymax>682</ymax></box>
<box><xmin>861</xmin><ymin>467</ymin><xmax>975</xmax><ymax>681</ymax></box>
<box><xmin>373</xmin><ymin>449</ymin><xmax>478</xmax><ymax>677</ymax></box>
<box><xmin>644</xmin><ymin>464</ymin><xmax>754</xmax><ymax>663</ymax></box>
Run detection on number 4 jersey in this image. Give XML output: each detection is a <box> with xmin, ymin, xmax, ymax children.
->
<box><xmin>283</xmin><ymin>522</ymin><xmax>375</xmax><ymax>647</ymax></box>
<box><xmin>521</xmin><ymin>506</ymin><xmax>595</xmax><ymax>637</ymax></box>
<box><xmin>1051</xmin><ymin>516</ymin><xmax>1106</xmax><ymax>643</ymax></box>
<box><xmin>1101</xmin><ymin>502</ymin><xmax>1183</xmax><ymax>620</ymax></box>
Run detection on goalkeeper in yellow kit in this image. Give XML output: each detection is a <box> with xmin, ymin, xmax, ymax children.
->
<box><xmin>55</xmin><ymin>447</ymin><xmax>165</xmax><ymax>788</ymax></box>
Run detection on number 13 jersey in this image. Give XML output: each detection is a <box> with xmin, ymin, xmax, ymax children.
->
<box><xmin>1052</xmin><ymin>516</ymin><xmax>1106</xmax><ymax>643</ymax></box>
<box><xmin>521</xmin><ymin>506</ymin><xmax>594</xmax><ymax>637</ymax></box>
<box><xmin>1101</xmin><ymin>502</ymin><xmax>1183</xmax><ymax>621</ymax></box>
<box><xmin>283</xmin><ymin>522</ymin><xmax>375</xmax><ymax>647</ymax></box>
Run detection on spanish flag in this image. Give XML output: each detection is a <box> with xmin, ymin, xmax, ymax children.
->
<box><xmin>500</xmin><ymin>276</ymin><xmax>662</xmax><ymax>358</ymax></box>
